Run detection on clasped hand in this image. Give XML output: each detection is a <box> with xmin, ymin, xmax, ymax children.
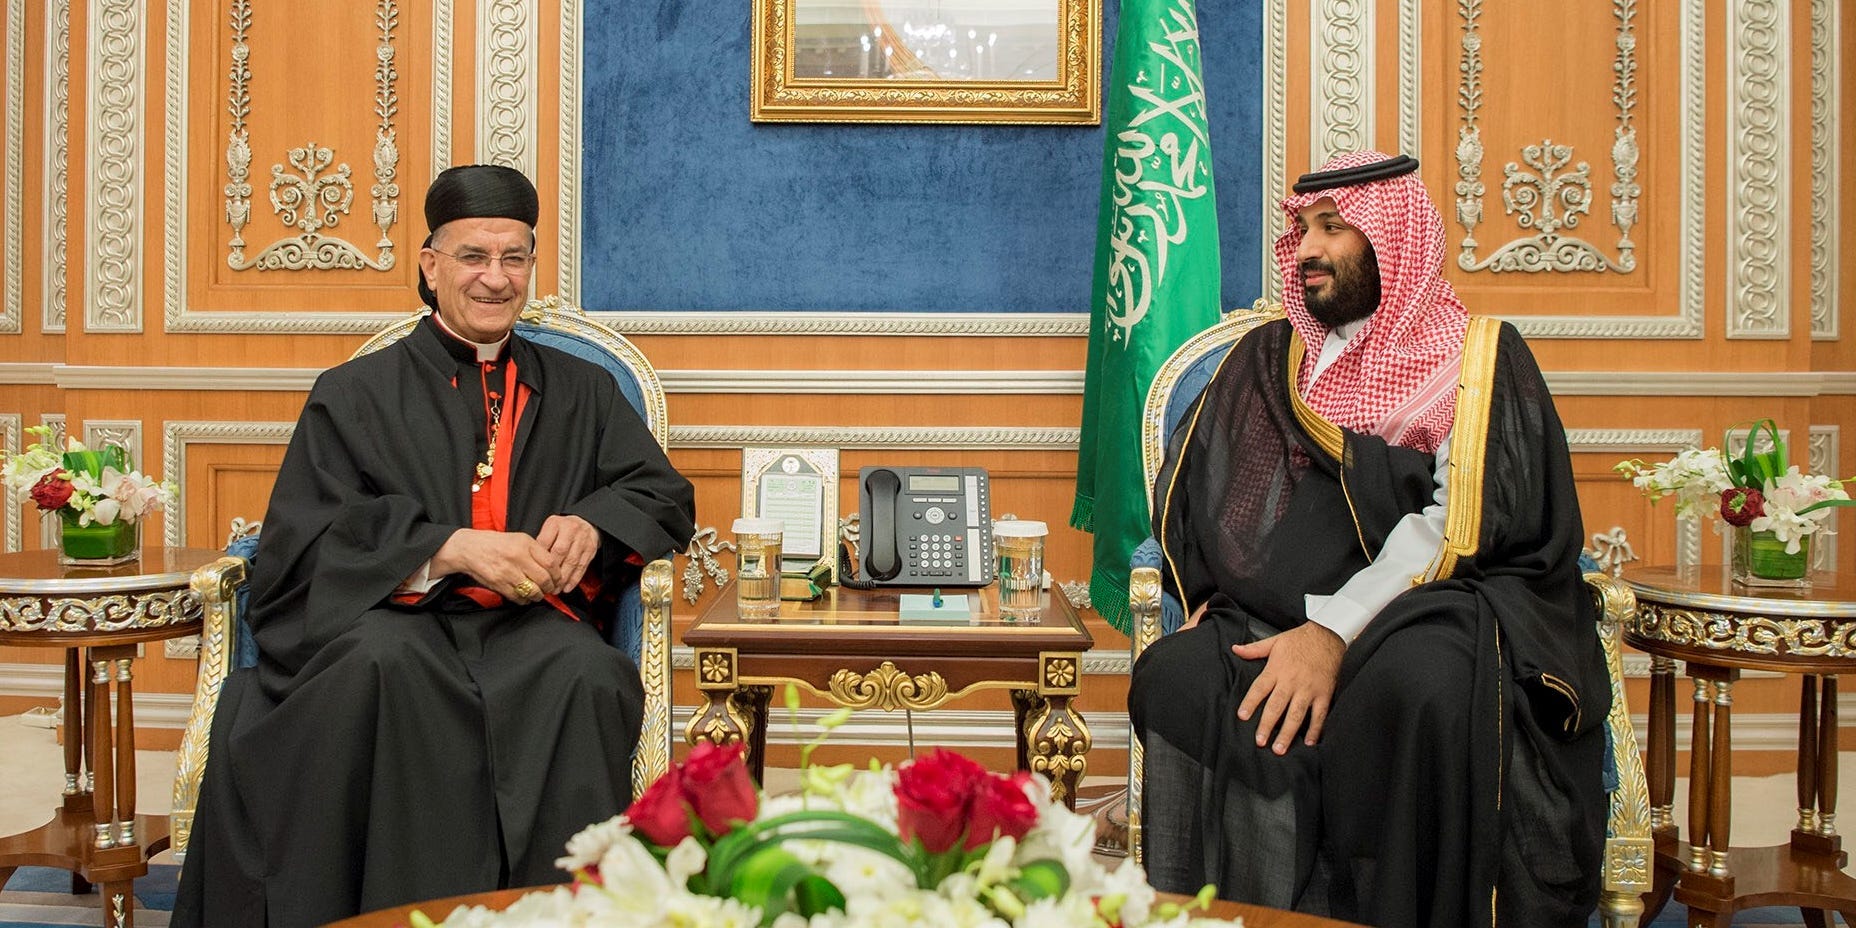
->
<box><xmin>431</xmin><ymin>514</ymin><xmax>600</xmax><ymax>604</ymax></box>
<box><xmin>1233</xmin><ymin>622</ymin><xmax>1345</xmax><ymax>755</ymax></box>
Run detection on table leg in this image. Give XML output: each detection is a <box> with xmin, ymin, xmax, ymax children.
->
<box><xmin>733</xmin><ymin>686</ymin><xmax>773</xmax><ymax>782</ymax></box>
<box><xmin>1025</xmin><ymin>652</ymin><xmax>1089</xmax><ymax>810</ymax></box>
<box><xmin>1009</xmin><ymin>688</ymin><xmax>1038</xmax><ymax>772</ymax></box>
<box><xmin>686</xmin><ymin>647</ymin><xmax>753</xmax><ymax>765</ymax></box>
<box><xmin>1800</xmin><ymin>675</ymin><xmax>1820</xmax><ymax>834</ymax></box>
<box><xmin>63</xmin><ymin>650</ymin><xmax>83</xmax><ymax>797</ymax></box>
<box><xmin>101</xmin><ymin>880</ymin><xmax>132</xmax><ymax>928</ymax></box>
<box><xmin>1650</xmin><ymin>655</ymin><xmax>1677</xmax><ymax>829</ymax></box>
<box><xmin>1687</xmin><ymin>676</ymin><xmax>1712</xmax><ymax>874</ymax></box>
<box><xmin>112</xmin><ymin>657</ymin><xmax>135</xmax><ymax>848</ymax></box>
<box><xmin>1708</xmin><ymin>675</ymin><xmax>1733</xmax><ymax>878</ymax></box>
<box><xmin>88</xmin><ymin>653</ymin><xmax>115</xmax><ymax>852</ymax></box>
<box><xmin>1818</xmin><ymin>677</ymin><xmax>1838</xmax><ymax>837</ymax></box>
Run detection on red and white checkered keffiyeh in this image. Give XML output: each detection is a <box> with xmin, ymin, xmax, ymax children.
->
<box><xmin>1274</xmin><ymin>150</ymin><xmax>1469</xmax><ymax>454</ymax></box>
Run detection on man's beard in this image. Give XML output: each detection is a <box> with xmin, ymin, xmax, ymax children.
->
<box><xmin>1301</xmin><ymin>245</ymin><xmax>1381</xmax><ymax>329</ymax></box>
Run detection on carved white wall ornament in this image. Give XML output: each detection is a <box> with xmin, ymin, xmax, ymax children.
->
<box><xmin>1</xmin><ymin>415</ymin><xmax>18</xmax><ymax>552</ymax></box>
<box><xmin>87</xmin><ymin>0</ymin><xmax>144</xmax><ymax>332</ymax></box>
<box><xmin>1398</xmin><ymin>0</ymin><xmax>1421</xmax><ymax>160</ymax></box>
<box><xmin>433</xmin><ymin>0</ymin><xmax>453</xmax><ymax>172</ymax></box>
<box><xmin>163</xmin><ymin>422</ymin><xmax>296</xmax><ymax>548</ymax></box>
<box><xmin>1458</xmin><ymin>0</ymin><xmax>1638</xmax><ymax>275</ymax></box>
<box><xmin>224</xmin><ymin>0</ymin><xmax>400</xmax><ymax>273</ymax></box>
<box><xmin>42</xmin><ymin>0</ymin><xmax>71</xmax><ymax>332</ymax></box>
<box><xmin>1809</xmin><ymin>426</ymin><xmax>1839</xmax><ymax>571</ymax></box>
<box><xmin>1809</xmin><ymin>0</ymin><xmax>1839</xmax><ymax>340</ymax></box>
<box><xmin>557</xmin><ymin>0</ymin><xmax>582</xmax><ymax>303</ymax></box>
<box><xmin>478</xmin><ymin>0</ymin><xmax>536</xmax><ymax>175</ymax></box>
<box><xmin>4</xmin><ymin>0</ymin><xmax>24</xmax><ymax>334</ymax></box>
<box><xmin>1261</xmin><ymin>0</ymin><xmax>1288</xmax><ymax>302</ymax></box>
<box><xmin>1569</xmin><ymin>429</ymin><xmax>1706</xmax><ymax>570</ymax></box>
<box><xmin>1311</xmin><ymin>0</ymin><xmax>1373</xmax><ymax>165</ymax></box>
<box><xmin>1725</xmin><ymin>0</ymin><xmax>1789</xmax><ymax>338</ymax></box>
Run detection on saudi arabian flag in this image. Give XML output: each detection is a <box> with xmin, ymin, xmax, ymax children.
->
<box><xmin>1071</xmin><ymin>0</ymin><xmax>1220</xmax><ymax>633</ymax></box>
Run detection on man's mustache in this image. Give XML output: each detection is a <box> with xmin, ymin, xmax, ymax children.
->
<box><xmin>1300</xmin><ymin>260</ymin><xmax>1334</xmax><ymax>278</ymax></box>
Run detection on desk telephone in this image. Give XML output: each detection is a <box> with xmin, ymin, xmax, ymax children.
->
<box><xmin>854</xmin><ymin>466</ymin><xmax>993</xmax><ymax>587</ymax></box>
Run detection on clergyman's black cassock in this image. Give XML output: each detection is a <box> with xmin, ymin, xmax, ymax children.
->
<box><xmin>1130</xmin><ymin>318</ymin><xmax>1609</xmax><ymax>928</ymax></box>
<box><xmin>173</xmin><ymin>317</ymin><xmax>696</xmax><ymax>928</ymax></box>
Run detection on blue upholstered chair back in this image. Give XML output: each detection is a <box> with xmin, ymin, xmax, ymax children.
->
<box><xmin>228</xmin><ymin>298</ymin><xmax>669</xmax><ymax>670</ymax></box>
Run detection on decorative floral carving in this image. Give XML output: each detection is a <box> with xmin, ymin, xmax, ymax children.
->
<box><xmin>828</xmin><ymin>661</ymin><xmax>951</xmax><ymax>712</ymax></box>
<box><xmin>682</xmin><ymin>526</ymin><xmax>734</xmax><ymax>604</ymax></box>
<box><xmin>225</xmin><ymin>0</ymin><xmax>399</xmax><ymax>272</ymax></box>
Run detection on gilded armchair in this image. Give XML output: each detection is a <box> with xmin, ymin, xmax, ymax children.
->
<box><xmin>170</xmin><ymin>297</ymin><xmax>678</xmax><ymax>860</ymax></box>
<box><xmin>1124</xmin><ymin>303</ymin><xmax>1653</xmax><ymax>927</ymax></box>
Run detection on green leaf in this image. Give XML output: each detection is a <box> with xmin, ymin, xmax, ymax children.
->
<box><xmin>793</xmin><ymin>873</ymin><xmax>848</xmax><ymax>917</ymax></box>
<box><xmin>1008</xmin><ymin>859</ymin><xmax>1070</xmax><ymax>902</ymax></box>
<box><xmin>728</xmin><ymin>847</ymin><xmax>817</xmax><ymax>927</ymax></box>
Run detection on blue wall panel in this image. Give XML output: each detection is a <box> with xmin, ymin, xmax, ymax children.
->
<box><xmin>581</xmin><ymin>2</ymin><xmax>1263</xmax><ymax>314</ymax></box>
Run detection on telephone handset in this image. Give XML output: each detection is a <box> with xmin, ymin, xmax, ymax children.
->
<box><xmin>855</xmin><ymin>466</ymin><xmax>992</xmax><ymax>587</ymax></box>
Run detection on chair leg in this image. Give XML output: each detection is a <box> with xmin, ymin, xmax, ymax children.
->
<box><xmin>1599</xmin><ymin>889</ymin><xmax>1644</xmax><ymax>928</ymax></box>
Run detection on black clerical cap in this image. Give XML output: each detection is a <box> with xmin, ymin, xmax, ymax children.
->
<box><xmin>1291</xmin><ymin>154</ymin><xmax>1420</xmax><ymax>194</ymax></box>
<box><xmin>419</xmin><ymin>164</ymin><xmax>539</xmax><ymax>308</ymax></box>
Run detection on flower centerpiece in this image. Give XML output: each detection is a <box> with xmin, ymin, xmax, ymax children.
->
<box><xmin>1615</xmin><ymin>419</ymin><xmax>1853</xmax><ymax>585</ymax></box>
<box><xmin>413</xmin><ymin>735</ymin><xmax>1234</xmax><ymax>928</ymax></box>
<box><xmin>0</xmin><ymin>425</ymin><xmax>177</xmax><ymax>566</ymax></box>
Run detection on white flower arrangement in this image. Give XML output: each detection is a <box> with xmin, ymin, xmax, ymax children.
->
<box><xmin>0</xmin><ymin>426</ymin><xmax>177</xmax><ymax>527</ymax></box>
<box><xmin>417</xmin><ymin>760</ymin><xmax>1235</xmax><ymax>928</ymax></box>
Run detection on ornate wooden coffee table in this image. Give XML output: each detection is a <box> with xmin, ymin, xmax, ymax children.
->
<box><xmin>683</xmin><ymin>583</ymin><xmax>1094</xmax><ymax>807</ymax></box>
<box><xmin>1623</xmin><ymin>564</ymin><xmax>1856</xmax><ymax>927</ymax></box>
<box><xmin>0</xmin><ymin>547</ymin><xmax>219</xmax><ymax>928</ymax></box>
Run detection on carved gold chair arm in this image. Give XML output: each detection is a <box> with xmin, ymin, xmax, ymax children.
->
<box><xmin>1126</xmin><ymin>564</ymin><xmax>1164</xmax><ymax>868</ymax></box>
<box><xmin>170</xmin><ymin>554</ymin><xmax>248</xmax><ymax>863</ymax></box>
<box><xmin>633</xmin><ymin>557</ymin><xmax>675</xmax><ymax>801</ymax></box>
<box><xmin>1586</xmin><ymin>571</ymin><xmax>1650</xmax><ymax>928</ymax></box>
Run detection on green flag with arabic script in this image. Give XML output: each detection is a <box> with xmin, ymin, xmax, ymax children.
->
<box><xmin>1071</xmin><ymin>0</ymin><xmax>1220</xmax><ymax>633</ymax></box>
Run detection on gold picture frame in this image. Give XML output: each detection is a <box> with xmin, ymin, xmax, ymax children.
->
<box><xmin>751</xmin><ymin>0</ymin><xmax>1101</xmax><ymax>124</ymax></box>
<box><xmin>740</xmin><ymin>447</ymin><xmax>841</xmax><ymax>584</ymax></box>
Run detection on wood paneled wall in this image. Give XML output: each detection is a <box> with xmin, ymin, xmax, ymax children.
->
<box><xmin>0</xmin><ymin>1</ymin><xmax>1850</xmax><ymax>775</ymax></box>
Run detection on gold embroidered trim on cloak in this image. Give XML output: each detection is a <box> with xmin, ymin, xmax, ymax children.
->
<box><xmin>1432</xmin><ymin>316</ymin><xmax>1502</xmax><ymax>581</ymax></box>
<box><xmin>1156</xmin><ymin>344</ymin><xmax>1248</xmax><ymax>619</ymax></box>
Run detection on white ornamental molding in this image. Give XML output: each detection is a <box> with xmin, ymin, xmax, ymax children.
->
<box><xmin>38</xmin><ymin>414</ymin><xmax>63</xmax><ymax>549</ymax></box>
<box><xmin>556</xmin><ymin>0</ymin><xmax>582</xmax><ymax>304</ymax></box>
<box><xmin>1</xmin><ymin>414</ymin><xmax>18</xmax><ymax>552</ymax></box>
<box><xmin>433</xmin><ymin>0</ymin><xmax>453</xmax><ymax>171</ymax></box>
<box><xmin>1261</xmin><ymin>0</ymin><xmax>1287</xmax><ymax>302</ymax></box>
<box><xmin>162</xmin><ymin>422</ymin><xmax>295</xmax><ymax>548</ymax></box>
<box><xmin>1809</xmin><ymin>426</ymin><xmax>1839</xmax><ymax>571</ymax></box>
<box><xmin>1398</xmin><ymin>0</ymin><xmax>1421</xmax><ymax>159</ymax></box>
<box><xmin>3</xmin><ymin>0</ymin><xmax>24</xmax><ymax>334</ymax></box>
<box><xmin>1726</xmin><ymin>0</ymin><xmax>1790</xmax><ymax>339</ymax></box>
<box><xmin>83</xmin><ymin>420</ymin><xmax>143</xmax><ymax>471</ymax></box>
<box><xmin>667</xmin><ymin>426</ymin><xmax>1081</xmax><ymax>452</ymax></box>
<box><xmin>1457</xmin><ymin>0</ymin><xmax>1638</xmax><ymax>275</ymax></box>
<box><xmin>87</xmin><ymin>0</ymin><xmax>143</xmax><ymax>333</ymax></box>
<box><xmin>1310</xmin><ymin>0</ymin><xmax>1373</xmax><ymax>165</ymax></box>
<box><xmin>42</xmin><ymin>0</ymin><xmax>71</xmax><ymax>332</ymax></box>
<box><xmin>1810</xmin><ymin>0</ymin><xmax>1840</xmax><ymax>340</ymax></box>
<box><xmin>478</xmin><ymin>0</ymin><xmax>537</xmax><ymax>176</ymax></box>
<box><xmin>224</xmin><ymin>0</ymin><xmax>401</xmax><ymax>272</ymax></box>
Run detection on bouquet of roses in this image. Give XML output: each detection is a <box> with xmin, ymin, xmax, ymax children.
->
<box><xmin>1615</xmin><ymin>419</ymin><xmax>1853</xmax><ymax>555</ymax></box>
<box><xmin>0</xmin><ymin>425</ymin><xmax>176</xmax><ymax>527</ymax></box>
<box><xmin>415</xmin><ymin>740</ymin><xmax>1230</xmax><ymax>928</ymax></box>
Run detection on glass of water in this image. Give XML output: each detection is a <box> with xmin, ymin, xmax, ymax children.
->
<box><xmin>732</xmin><ymin>517</ymin><xmax>784</xmax><ymax>618</ymax></box>
<box><xmin>993</xmin><ymin>520</ymin><xmax>1047</xmax><ymax>620</ymax></box>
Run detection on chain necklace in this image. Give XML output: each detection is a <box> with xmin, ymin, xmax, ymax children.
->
<box><xmin>471</xmin><ymin>362</ymin><xmax>503</xmax><ymax>494</ymax></box>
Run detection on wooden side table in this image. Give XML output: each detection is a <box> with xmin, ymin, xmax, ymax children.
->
<box><xmin>683</xmin><ymin>583</ymin><xmax>1094</xmax><ymax>807</ymax></box>
<box><xmin>0</xmin><ymin>547</ymin><xmax>219</xmax><ymax>928</ymax></box>
<box><xmin>1622</xmin><ymin>564</ymin><xmax>1856</xmax><ymax>927</ymax></box>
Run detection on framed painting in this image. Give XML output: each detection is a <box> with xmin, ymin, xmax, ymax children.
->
<box><xmin>751</xmin><ymin>0</ymin><xmax>1101</xmax><ymax>124</ymax></box>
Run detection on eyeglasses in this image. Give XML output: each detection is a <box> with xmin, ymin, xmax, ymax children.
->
<box><xmin>428</xmin><ymin>247</ymin><xmax>538</xmax><ymax>274</ymax></box>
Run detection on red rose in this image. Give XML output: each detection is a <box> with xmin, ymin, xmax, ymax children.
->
<box><xmin>624</xmin><ymin>764</ymin><xmax>693</xmax><ymax>845</ymax></box>
<box><xmin>964</xmin><ymin>771</ymin><xmax>1039</xmax><ymax>849</ymax></box>
<box><xmin>1720</xmin><ymin>487</ymin><xmax>1765</xmax><ymax>526</ymax></box>
<box><xmin>28</xmin><ymin>474</ymin><xmax>73</xmax><ymax>511</ymax></box>
<box><xmin>679</xmin><ymin>741</ymin><xmax>758</xmax><ymax>834</ymax></box>
<box><xmin>895</xmin><ymin>750</ymin><xmax>988</xmax><ymax>853</ymax></box>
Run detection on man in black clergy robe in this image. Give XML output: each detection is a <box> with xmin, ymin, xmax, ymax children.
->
<box><xmin>174</xmin><ymin>165</ymin><xmax>696</xmax><ymax>928</ymax></box>
<box><xmin>1129</xmin><ymin>151</ymin><xmax>1609</xmax><ymax>928</ymax></box>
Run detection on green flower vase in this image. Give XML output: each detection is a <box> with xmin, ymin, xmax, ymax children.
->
<box><xmin>57</xmin><ymin>445</ymin><xmax>140</xmax><ymax>567</ymax></box>
<box><xmin>1730</xmin><ymin>525</ymin><xmax>1810</xmax><ymax>589</ymax></box>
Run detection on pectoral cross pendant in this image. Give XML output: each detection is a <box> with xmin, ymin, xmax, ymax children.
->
<box><xmin>471</xmin><ymin>461</ymin><xmax>492</xmax><ymax>493</ymax></box>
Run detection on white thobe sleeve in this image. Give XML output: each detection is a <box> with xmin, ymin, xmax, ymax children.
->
<box><xmin>395</xmin><ymin>560</ymin><xmax>442</xmax><ymax>595</ymax></box>
<box><xmin>1304</xmin><ymin>432</ymin><xmax>1453</xmax><ymax>645</ymax></box>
